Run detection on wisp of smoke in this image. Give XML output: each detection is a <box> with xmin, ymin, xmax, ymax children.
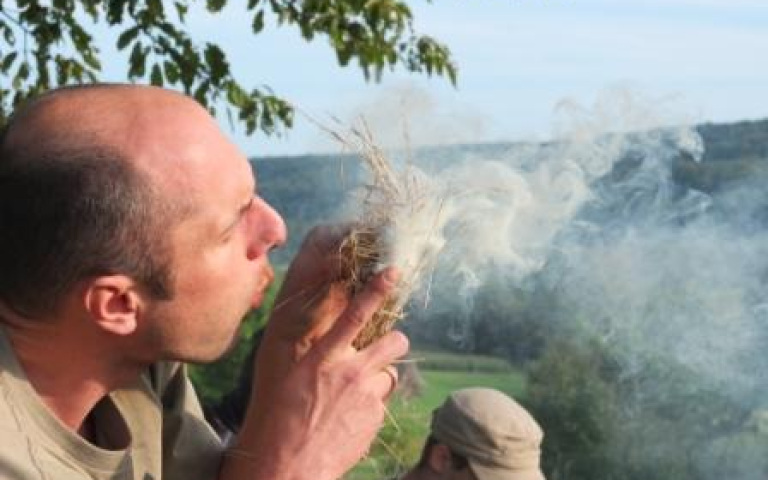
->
<box><xmin>338</xmin><ymin>87</ymin><xmax>767</xmax><ymax>478</ymax></box>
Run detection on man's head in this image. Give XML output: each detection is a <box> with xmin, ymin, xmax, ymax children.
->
<box><xmin>414</xmin><ymin>388</ymin><xmax>545</xmax><ymax>480</ymax></box>
<box><xmin>0</xmin><ymin>85</ymin><xmax>177</xmax><ymax>318</ymax></box>
<box><xmin>0</xmin><ymin>84</ymin><xmax>286</xmax><ymax>362</ymax></box>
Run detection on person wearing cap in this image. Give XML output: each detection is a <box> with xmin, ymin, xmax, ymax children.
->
<box><xmin>401</xmin><ymin>388</ymin><xmax>545</xmax><ymax>480</ymax></box>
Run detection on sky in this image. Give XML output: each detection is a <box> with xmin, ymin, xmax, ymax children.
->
<box><xmin>96</xmin><ymin>0</ymin><xmax>768</xmax><ymax>157</ymax></box>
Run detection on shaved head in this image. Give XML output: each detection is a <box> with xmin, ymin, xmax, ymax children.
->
<box><xmin>0</xmin><ymin>84</ymin><xmax>200</xmax><ymax>318</ymax></box>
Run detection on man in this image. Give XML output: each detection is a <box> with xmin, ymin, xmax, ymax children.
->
<box><xmin>401</xmin><ymin>388</ymin><xmax>545</xmax><ymax>480</ymax></box>
<box><xmin>0</xmin><ymin>84</ymin><xmax>408</xmax><ymax>480</ymax></box>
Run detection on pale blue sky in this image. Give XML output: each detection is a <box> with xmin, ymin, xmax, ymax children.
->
<box><xmin>97</xmin><ymin>0</ymin><xmax>768</xmax><ymax>157</ymax></box>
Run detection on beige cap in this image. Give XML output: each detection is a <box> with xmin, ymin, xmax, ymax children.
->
<box><xmin>430</xmin><ymin>388</ymin><xmax>545</xmax><ymax>480</ymax></box>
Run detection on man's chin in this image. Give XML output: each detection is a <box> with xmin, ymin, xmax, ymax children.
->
<box><xmin>195</xmin><ymin>332</ymin><xmax>242</xmax><ymax>364</ymax></box>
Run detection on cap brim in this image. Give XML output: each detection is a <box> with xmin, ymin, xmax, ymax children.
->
<box><xmin>469</xmin><ymin>460</ymin><xmax>545</xmax><ymax>480</ymax></box>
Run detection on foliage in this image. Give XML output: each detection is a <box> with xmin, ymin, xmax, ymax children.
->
<box><xmin>525</xmin><ymin>336</ymin><xmax>763</xmax><ymax>480</ymax></box>
<box><xmin>696</xmin><ymin>416</ymin><xmax>768</xmax><ymax>480</ymax></box>
<box><xmin>697</xmin><ymin>118</ymin><xmax>768</xmax><ymax>163</ymax></box>
<box><xmin>526</xmin><ymin>339</ymin><xmax>621</xmax><ymax>480</ymax></box>
<box><xmin>0</xmin><ymin>0</ymin><xmax>456</xmax><ymax>132</ymax></box>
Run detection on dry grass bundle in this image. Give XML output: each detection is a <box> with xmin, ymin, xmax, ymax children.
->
<box><xmin>339</xmin><ymin>227</ymin><xmax>402</xmax><ymax>349</ymax></box>
<box><xmin>322</xmin><ymin>118</ymin><xmax>445</xmax><ymax>349</ymax></box>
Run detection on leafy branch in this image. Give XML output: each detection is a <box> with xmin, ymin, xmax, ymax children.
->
<box><xmin>0</xmin><ymin>0</ymin><xmax>456</xmax><ymax>135</ymax></box>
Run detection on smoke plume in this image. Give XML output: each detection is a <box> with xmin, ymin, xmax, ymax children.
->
<box><xmin>341</xmin><ymin>87</ymin><xmax>768</xmax><ymax>478</ymax></box>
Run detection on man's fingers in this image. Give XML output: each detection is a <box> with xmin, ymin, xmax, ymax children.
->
<box><xmin>359</xmin><ymin>330</ymin><xmax>409</xmax><ymax>371</ymax></box>
<box><xmin>314</xmin><ymin>267</ymin><xmax>399</xmax><ymax>357</ymax></box>
<box><xmin>375</xmin><ymin>366</ymin><xmax>399</xmax><ymax>401</ymax></box>
<box><xmin>360</xmin><ymin>331</ymin><xmax>409</xmax><ymax>400</ymax></box>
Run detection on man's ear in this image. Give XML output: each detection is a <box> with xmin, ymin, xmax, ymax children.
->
<box><xmin>427</xmin><ymin>443</ymin><xmax>454</xmax><ymax>474</ymax></box>
<box><xmin>83</xmin><ymin>275</ymin><xmax>144</xmax><ymax>336</ymax></box>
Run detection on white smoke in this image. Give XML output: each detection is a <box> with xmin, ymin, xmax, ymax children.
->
<box><xmin>341</xmin><ymin>87</ymin><xmax>768</xmax><ymax>477</ymax></box>
<box><xmin>353</xmin><ymin>89</ymin><xmax>707</xmax><ymax>306</ymax></box>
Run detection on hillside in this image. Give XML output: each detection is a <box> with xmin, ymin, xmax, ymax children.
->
<box><xmin>252</xmin><ymin>117</ymin><xmax>768</xmax><ymax>265</ymax></box>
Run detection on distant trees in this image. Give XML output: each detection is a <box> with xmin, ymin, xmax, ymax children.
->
<box><xmin>525</xmin><ymin>332</ymin><xmax>765</xmax><ymax>480</ymax></box>
<box><xmin>0</xmin><ymin>0</ymin><xmax>456</xmax><ymax>133</ymax></box>
<box><xmin>697</xmin><ymin>119</ymin><xmax>768</xmax><ymax>162</ymax></box>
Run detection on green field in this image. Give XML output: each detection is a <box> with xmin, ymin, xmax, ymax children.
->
<box><xmin>346</xmin><ymin>351</ymin><xmax>526</xmax><ymax>480</ymax></box>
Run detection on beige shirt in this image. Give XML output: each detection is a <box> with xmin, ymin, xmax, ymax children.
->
<box><xmin>0</xmin><ymin>329</ymin><xmax>224</xmax><ymax>480</ymax></box>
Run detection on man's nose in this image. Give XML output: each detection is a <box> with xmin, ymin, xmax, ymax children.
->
<box><xmin>246</xmin><ymin>196</ymin><xmax>287</xmax><ymax>260</ymax></box>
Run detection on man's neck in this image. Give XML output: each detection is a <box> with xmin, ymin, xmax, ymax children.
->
<box><xmin>2</xmin><ymin>317</ymin><xmax>144</xmax><ymax>434</ymax></box>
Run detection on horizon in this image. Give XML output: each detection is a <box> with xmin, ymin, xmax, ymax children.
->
<box><xmin>250</xmin><ymin>114</ymin><xmax>767</xmax><ymax>161</ymax></box>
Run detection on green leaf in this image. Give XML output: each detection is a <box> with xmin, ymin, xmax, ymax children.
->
<box><xmin>117</xmin><ymin>26</ymin><xmax>140</xmax><ymax>50</ymax></box>
<box><xmin>204</xmin><ymin>44</ymin><xmax>228</xmax><ymax>84</ymax></box>
<box><xmin>80</xmin><ymin>0</ymin><xmax>100</xmax><ymax>21</ymax></box>
<box><xmin>146</xmin><ymin>0</ymin><xmax>165</xmax><ymax>19</ymax></box>
<box><xmin>70</xmin><ymin>24</ymin><xmax>92</xmax><ymax>52</ymax></box>
<box><xmin>226</xmin><ymin>82</ymin><xmax>249</xmax><ymax>108</ymax></box>
<box><xmin>194</xmin><ymin>79</ymin><xmax>211</xmax><ymax>105</ymax></box>
<box><xmin>1</xmin><ymin>52</ymin><xmax>18</xmax><ymax>73</ymax></box>
<box><xmin>128</xmin><ymin>42</ymin><xmax>146</xmax><ymax>78</ymax></box>
<box><xmin>72</xmin><ymin>62</ymin><xmax>85</xmax><ymax>81</ymax></box>
<box><xmin>386</xmin><ymin>49</ymin><xmax>396</xmax><ymax>65</ymax></box>
<box><xmin>17</xmin><ymin>62</ymin><xmax>30</xmax><ymax>81</ymax></box>
<box><xmin>336</xmin><ymin>45</ymin><xmax>352</xmax><ymax>66</ymax></box>
<box><xmin>163</xmin><ymin>60</ymin><xmax>180</xmax><ymax>83</ymax></box>
<box><xmin>12</xmin><ymin>62</ymin><xmax>30</xmax><ymax>89</ymax></box>
<box><xmin>178</xmin><ymin>49</ymin><xmax>199</xmax><ymax>91</ymax></box>
<box><xmin>3</xmin><ymin>27</ymin><xmax>15</xmax><ymax>46</ymax></box>
<box><xmin>128</xmin><ymin>0</ymin><xmax>140</xmax><ymax>16</ymax></box>
<box><xmin>206</xmin><ymin>0</ymin><xmax>227</xmax><ymax>13</ymax></box>
<box><xmin>447</xmin><ymin>63</ymin><xmax>457</xmax><ymax>86</ymax></box>
<box><xmin>252</xmin><ymin>10</ymin><xmax>265</xmax><ymax>34</ymax></box>
<box><xmin>174</xmin><ymin>1</ymin><xmax>188</xmax><ymax>22</ymax></box>
<box><xmin>150</xmin><ymin>63</ymin><xmax>163</xmax><ymax>85</ymax></box>
<box><xmin>82</xmin><ymin>49</ymin><xmax>101</xmax><ymax>70</ymax></box>
<box><xmin>106</xmin><ymin>0</ymin><xmax>126</xmax><ymax>24</ymax></box>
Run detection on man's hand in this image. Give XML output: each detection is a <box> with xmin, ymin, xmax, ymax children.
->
<box><xmin>268</xmin><ymin>224</ymin><xmax>355</xmax><ymax>359</ymax></box>
<box><xmin>219</xmin><ymin>226</ymin><xmax>409</xmax><ymax>480</ymax></box>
